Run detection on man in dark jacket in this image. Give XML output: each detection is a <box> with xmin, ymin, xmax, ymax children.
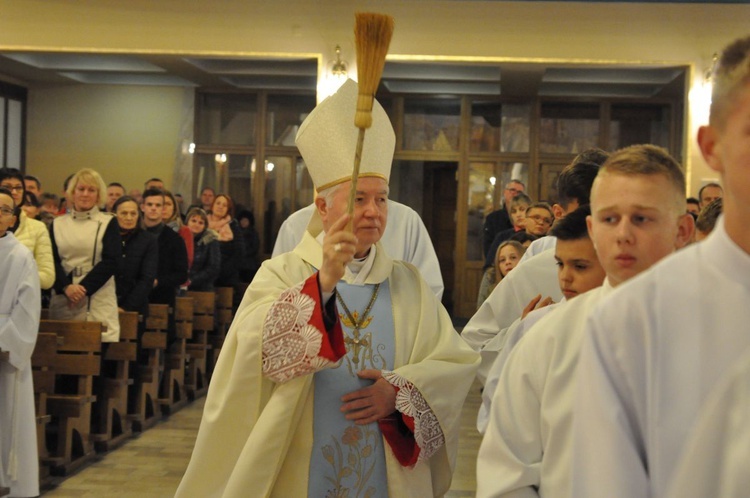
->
<box><xmin>141</xmin><ymin>188</ymin><xmax>188</xmax><ymax>345</ymax></box>
<box><xmin>482</xmin><ymin>179</ymin><xmax>525</xmax><ymax>257</ymax></box>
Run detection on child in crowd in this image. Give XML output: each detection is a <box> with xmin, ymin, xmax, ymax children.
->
<box><xmin>482</xmin><ymin>194</ymin><xmax>532</xmax><ymax>273</ymax></box>
<box><xmin>0</xmin><ymin>186</ymin><xmax>40</xmax><ymax>497</ymax></box>
<box><xmin>476</xmin><ymin>204</ymin><xmax>606</xmax><ymax>431</ymax></box>
<box><xmin>477</xmin><ymin>240</ymin><xmax>526</xmax><ymax>309</ymax></box>
<box><xmin>524</xmin><ymin>202</ymin><xmax>554</xmax><ymax>237</ymax></box>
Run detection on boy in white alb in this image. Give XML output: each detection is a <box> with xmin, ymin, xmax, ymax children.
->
<box><xmin>571</xmin><ymin>35</ymin><xmax>750</xmax><ymax>498</ymax></box>
<box><xmin>477</xmin><ymin>145</ymin><xmax>693</xmax><ymax>498</ymax></box>
<box><xmin>0</xmin><ymin>187</ymin><xmax>40</xmax><ymax>497</ymax></box>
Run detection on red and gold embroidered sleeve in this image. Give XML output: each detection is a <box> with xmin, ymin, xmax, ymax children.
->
<box><xmin>261</xmin><ymin>274</ymin><xmax>346</xmax><ymax>383</ymax></box>
<box><xmin>378</xmin><ymin>370</ymin><xmax>445</xmax><ymax>466</ymax></box>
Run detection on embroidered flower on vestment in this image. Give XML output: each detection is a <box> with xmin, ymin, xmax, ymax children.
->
<box><xmin>342</xmin><ymin>426</ymin><xmax>363</xmax><ymax>446</ymax></box>
<box><xmin>262</xmin><ymin>282</ymin><xmax>335</xmax><ymax>383</ymax></box>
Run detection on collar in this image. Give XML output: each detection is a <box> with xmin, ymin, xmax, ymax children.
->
<box><xmin>71</xmin><ymin>206</ymin><xmax>100</xmax><ymax>220</ymax></box>
<box><xmin>146</xmin><ymin>222</ymin><xmax>165</xmax><ymax>235</ymax></box>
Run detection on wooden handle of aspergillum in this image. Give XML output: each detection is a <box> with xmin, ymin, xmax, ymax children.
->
<box><xmin>346</xmin><ymin>128</ymin><xmax>367</xmax><ymax>230</ymax></box>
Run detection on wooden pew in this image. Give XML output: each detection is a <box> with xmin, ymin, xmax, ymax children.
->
<box><xmin>159</xmin><ymin>297</ymin><xmax>192</xmax><ymax>415</ymax></box>
<box><xmin>129</xmin><ymin>304</ymin><xmax>168</xmax><ymax>432</ymax></box>
<box><xmin>38</xmin><ymin>320</ymin><xmax>103</xmax><ymax>476</ymax></box>
<box><xmin>185</xmin><ymin>291</ymin><xmax>213</xmax><ymax>400</ymax></box>
<box><xmin>210</xmin><ymin>287</ymin><xmax>234</xmax><ymax>377</ymax></box>
<box><xmin>91</xmin><ymin>311</ymin><xmax>138</xmax><ymax>452</ymax></box>
<box><xmin>30</xmin><ymin>334</ymin><xmax>58</xmax><ymax>483</ymax></box>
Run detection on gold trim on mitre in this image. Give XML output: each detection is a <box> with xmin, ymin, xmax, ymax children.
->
<box><xmin>315</xmin><ymin>173</ymin><xmax>388</xmax><ymax>192</ymax></box>
<box><xmin>295</xmin><ymin>79</ymin><xmax>395</xmax><ymax>190</ymax></box>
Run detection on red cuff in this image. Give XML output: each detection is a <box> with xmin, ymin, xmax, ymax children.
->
<box><xmin>300</xmin><ymin>274</ymin><xmax>346</xmax><ymax>362</ymax></box>
<box><xmin>378</xmin><ymin>386</ymin><xmax>420</xmax><ymax>466</ymax></box>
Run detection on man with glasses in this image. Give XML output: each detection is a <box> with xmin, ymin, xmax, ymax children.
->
<box><xmin>483</xmin><ymin>179</ymin><xmax>525</xmax><ymax>258</ymax></box>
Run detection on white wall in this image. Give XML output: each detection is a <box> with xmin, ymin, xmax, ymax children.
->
<box><xmin>25</xmin><ymin>84</ymin><xmax>185</xmax><ymax>197</ymax></box>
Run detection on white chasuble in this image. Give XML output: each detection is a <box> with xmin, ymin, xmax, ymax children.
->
<box><xmin>176</xmin><ymin>225</ymin><xmax>479</xmax><ymax>498</ymax></box>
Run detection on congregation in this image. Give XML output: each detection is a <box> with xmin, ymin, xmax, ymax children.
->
<box><xmin>0</xmin><ymin>33</ymin><xmax>749</xmax><ymax>498</ymax></box>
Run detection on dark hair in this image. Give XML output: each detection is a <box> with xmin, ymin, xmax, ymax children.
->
<box><xmin>0</xmin><ymin>168</ymin><xmax>26</xmax><ymax>206</ymax></box>
<box><xmin>237</xmin><ymin>209</ymin><xmax>255</xmax><ymax>227</ymax></box>
<box><xmin>201</xmin><ymin>186</ymin><xmax>215</xmax><ymax>195</ymax></box>
<box><xmin>24</xmin><ymin>175</ymin><xmax>41</xmax><ymax>190</ymax></box>
<box><xmin>24</xmin><ymin>191</ymin><xmax>40</xmax><ymax>207</ymax></box>
<box><xmin>687</xmin><ymin>197</ymin><xmax>700</xmax><ymax>206</ymax></box>
<box><xmin>698</xmin><ymin>182</ymin><xmax>722</xmax><ymax>201</ymax></box>
<box><xmin>508</xmin><ymin>231</ymin><xmax>538</xmax><ymax>245</ymax></box>
<box><xmin>112</xmin><ymin>195</ymin><xmax>139</xmax><ymax>213</ymax></box>
<box><xmin>557</xmin><ymin>148</ymin><xmax>609</xmax><ymax>209</ymax></box>
<box><xmin>142</xmin><ymin>188</ymin><xmax>165</xmax><ymax>202</ymax></box>
<box><xmin>145</xmin><ymin>177</ymin><xmax>164</xmax><ymax>187</ymax></box>
<box><xmin>550</xmin><ymin>204</ymin><xmax>591</xmax><ymax>241</ymax></box>
<box><xmin>108</xmin><ymin>182</ymin><xmax>125</xmax><ymax>190</ymax></box>
<box><xmin>39</xmin><ymin>192</ymin><xmax>60</xmax><ymax>206</ymax></box>
<box><xmin>696</xmin><ymin>198</ymin><xmax>723</xmax><ymax>234</ymax></box>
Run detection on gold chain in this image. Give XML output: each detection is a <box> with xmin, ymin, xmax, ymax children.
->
<box><xmin>336</xmin><ymin>283</ymin><xmax>381</xmax><ymax>330</ymax></box>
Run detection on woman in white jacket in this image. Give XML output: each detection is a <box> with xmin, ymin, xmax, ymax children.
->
<box><xmin>49</xmin><ymin>168</ymin><xmax>121</xmax><ymax>342</ymax></box>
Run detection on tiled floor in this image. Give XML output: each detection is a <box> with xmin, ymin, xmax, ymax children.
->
<box><xmin>41</xmin><ymin>381</ymin><xmax>483</xmax><ymax>497</ymax></box>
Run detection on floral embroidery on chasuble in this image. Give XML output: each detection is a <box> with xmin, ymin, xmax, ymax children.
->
<box><xmin>309</xmin><ymin>281</ymin><xmax>395</xmax><ymax>498</ymax></box>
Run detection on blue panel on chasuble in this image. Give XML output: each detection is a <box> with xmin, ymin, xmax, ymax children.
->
<box><xmin>309</xmin><ymin>281</ymin><xmax>395</xmax><ymax>498</ymax></box>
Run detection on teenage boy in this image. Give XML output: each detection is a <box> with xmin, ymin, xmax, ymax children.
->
<box><xmin>482</xmin><ymin>193</ymin><xmax>532</xmax><ymax>273</ymax></box>
<box><xmin>476</xmin><ymin>204</ymin><xmax>605</xmax><ymax>432</ymax></box>
<box><xmin>477</xmin><ymin>144</ymin><xmax>693</xmax><ymax>498</ymax></box>
<box><xmin>571</xmin><ymin>35</ymin><xmax>750</xmax><ymax>498</ymax></box>
<box><xmin>524</xmin><ymin>202</ymin><xmax>554</xmax><ymax>237</ymax></box>
<box><xmin>462</xmin><ymin>150</ymin><xmax>606</xmax><ymax>351</ymax></box>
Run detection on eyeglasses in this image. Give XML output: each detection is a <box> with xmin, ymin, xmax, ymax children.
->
<box><xmin>505</xmin><ymin>187</ymin><xmax>523</xmax><ymax>194</ymax></box>
<box><xmin>528</xmin><ymin>214</ymin><xmax>553</xmax><ymax>225</ymax></box>
<box><xmin>0</xmin><ymin>207</ymin><xmax>15</xmax><ymax>216</ymax></box>
<box><xmin>1</xmin><ymin>185</ymin><xmax>23</xmax><ymax>192</ymax></box>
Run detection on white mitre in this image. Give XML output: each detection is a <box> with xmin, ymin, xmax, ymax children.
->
<box><xmin>295</xmin><ymin>79</ymin><xmax>395</xmax><ymax>190</ymax></box>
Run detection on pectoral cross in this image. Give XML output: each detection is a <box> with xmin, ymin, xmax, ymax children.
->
<box><xmin>344</xmin><ymin>328</ymin><xmax>371</xmax><ymax>365</ymax></box>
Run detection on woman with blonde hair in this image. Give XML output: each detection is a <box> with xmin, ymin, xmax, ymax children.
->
<box><xmin>476</xmin><ymin>240</ymin><xmax>527</xmax><ymax>309</ymax></box>
<box><xmin>49</xmin><ymin>168</ymin><xmax>121</xmax><ymax>342</ymax></box>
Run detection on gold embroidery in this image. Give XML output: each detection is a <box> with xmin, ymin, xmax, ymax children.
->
<box><xmin>322</xmin><ymin>424</ymin><xmax>380</xmax><ymax>498</ymax></box>
<box><xmin>336</xmin><ymin>285</ymin><xmax>387</xmax><ymax>376</ymax></box>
